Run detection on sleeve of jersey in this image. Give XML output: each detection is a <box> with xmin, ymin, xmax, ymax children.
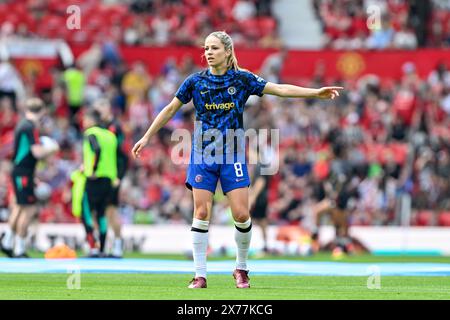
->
<box><xmin>244</xmin><ymin>72</ymin><xmax>267</xmax><ymax>97</ymax></box>
<box><xmin>175</xmin><ymin>74</ymin><xmax>195</xmax><ymax>104</ymax></box>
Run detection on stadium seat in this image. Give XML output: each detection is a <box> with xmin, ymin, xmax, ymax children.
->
<box><xmin>415</xmin><ymin>210</ymin><xmax>434</xmax><ymax>226</ymax></box>
<box><xmin>3</xmin><ymin>14</ymin><xmax>20</xmax><ymax>28</ymax></box>
<box><xmin>438</xmin><ymin>212</ymin><xmax>450</xmax><ymax>227</ymax></box>
<box><xmin>68</xmin><ymin>30</ymin><xmax>89</xmax><ymax>45</ymax></box>
<box><xmin>258</xmin><ymin>17</ymin><xmax>277</xmax><ymax>37</ymax></box>
<box><xmin>121</xmin><ymin>14</ymin><xmax>135</xmax><ymax>29</ymax></box>
<box><xmin>183</xmin><ymin>0</ymin><xmax>202</xmax><ymax>7</ymax></box>
<box><xmin>107</xmin><ymin>4</ymin><xmax>128</xmax><ymax>16</ymax></box>
<box><xmin>239</xmin><ymin>18</ymin><xmax>261</xmax><ymax>39</ymax></box>
<box><xmin>0</xmin><ymin>0</ymin><xmax>280</xmax><ymax>49</ymax></box>
<box><xmin>19</xmin><ymin>13</ymin><xmax>35</xmax><ymax>30</ymax></box>
<box><xmin>210</xmin><ymin>0</ymin><xmax>237</xmax><ymax>10</ymax></box>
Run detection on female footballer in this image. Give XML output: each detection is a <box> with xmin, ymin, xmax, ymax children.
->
<box><xmin>132</xmin><ymin>31</ymin><xmax>342</xmax><ymax>289</ymax></box>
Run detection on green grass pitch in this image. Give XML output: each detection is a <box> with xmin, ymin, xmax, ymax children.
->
<box><xmin>15</xmin><ymin>250</ymin><xmax>450</xmax><ymax>263</ymax></box>
<box><xmin>0</xmin><ymin>274</ymin><xmax>449</xmax><ymax>300</ymax></box>
<box><xmin>1</xmin><ymin>252</ymin><xmax>450</xmax><ymax>299</ymax></box>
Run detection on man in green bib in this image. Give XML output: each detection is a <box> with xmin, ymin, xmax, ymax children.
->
<box><xmin>63</xmin><ymin>63</ymin><xmax>85</xmax><ymax>135</ymax></box>
<box><xmin>80</xmin><ymin>108</ymin><xmax>118</xmax><ymax>257</ymax></box>
<box><xmin>94</xmin><ymin>98</ymin><xmax>128</xmax><ymax>258</ymax></box>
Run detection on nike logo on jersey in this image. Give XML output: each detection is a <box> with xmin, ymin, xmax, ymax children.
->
<box><xmin>200</xmin><ymin>90</ymin><xmax>209</xmax><ymax>94</ymax></box>
<box><xmin>236</xmin><ymin>178</ymin><xmax>245</xmax><ymax>182</ymax></box>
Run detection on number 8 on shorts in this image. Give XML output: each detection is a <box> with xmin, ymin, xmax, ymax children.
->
<box><xmin>234</xmin><ymin>162</ymin><xmax>244</xmax><ymax>177</ymax></box>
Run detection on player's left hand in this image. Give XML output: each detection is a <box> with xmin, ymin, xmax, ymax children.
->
<box><xmin>316</xmin><ymin>87</ymin><xmax>344</xmax><ymax>100</ymax></box>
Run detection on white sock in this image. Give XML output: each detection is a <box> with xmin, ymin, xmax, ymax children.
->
<box><xmin>234</xmin><ymin>218</ymin><xmax>252</xmax><ymax>271</ymax></box>
<box><xmin>1</xmin><ymin>227</ymin><xmax>14</xmax><ymax>250</ymax></box>
<box><xmin>112</xmin><ymin>238</ymin><xmax>123</xmax><ymax>256</ymax></box>
<box><xmin>13</xmin><ymin>235</ymin><xmax>26</xmax><ymax>256</ymax></box>
<box><xmin>191</xmin><ymin>218</ymin><xmax>209</xmax><ymax>279</ymax></box>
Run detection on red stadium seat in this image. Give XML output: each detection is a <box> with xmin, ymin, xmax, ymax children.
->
<box><xmin>10</xmin><ymin>3</ymin><xmax>27</xmax><ymax>18</ymax></box>
<box><xmin>46</xmin><ymin>0</ymin><xmax>59</xmax><ymax>11</ymax></box>
<box><xmin>209</xmin><ymin>0</ymin><xmax>237</xmax><ymax>10</ymax></box>
<box><xmin>3</xmin><ymin>14</ymin><xmax>20</xmax><ymax>28</ymax></box>
<box><xmin>46</xmin><ymin>28</ymin><xmax>62</xmax><ymax>40</ymax></box>
<box><xmin>258</xmin><ymin>17</ymin><xmax>277</xmax><ymax>37</ymax></box>
<box><xmin>19</xmin><ymin>13</ymin><xmax>34</xmax><ymax>27</ymax></box>
<box><xmin>438</xmin><ymin>212</ymin><xmax>450</xmax><ymax>227</ymax></box>
<box><xmin>58</xmin><ymin>27</ymin><xmax>72</xmax><ymax>41</ymax></box>
<box><xmin>46</xmin><ymin>15</ymin><xmax>65</xmax><ymax>29</ymax></box>
<box><xmin>239</xmin><ymin>18</ymin><xmax>260</xmax><ymax>39</ymax></box>
<box><xmin>415</xmin><ymin>210</ymin><xmax>433</xmax><ymax>226</ymax></box>
<box><xmin>68</xmin><ymin>29</ymin><xmax>86</xmax><ymax>44</ymax></box>
<box><xmin>121</xmin><ymin>14</ymin><xmax>135</xmax><ymax>29</ymax></box>
<box><xmin>107</xmin><ymin>4</ymin><xmax>128</xmax><ymax>16</ymax></box>
<box><xmin>183</xmin><ymin>0</ymin><xmax>202</xmax><ymax>7</ymax></box>
<box><xmin>8</xmin><ymin>1</ymin><xmax>25</xmax><ymax>14</ymax></box>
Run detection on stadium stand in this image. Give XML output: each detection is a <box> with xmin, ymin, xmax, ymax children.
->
<box><xmin>0</xmin><ymin>0</ymin><xmax>279</xmax><ymax>48</ymax></box>
<box><xmin>314</xmin><ymin>0</ymin><xmax>450</xmax><ymax>49</ymax></box>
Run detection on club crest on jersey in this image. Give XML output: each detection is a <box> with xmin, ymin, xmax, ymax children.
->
<box><xmin>195</xmin><ymin>174</ymin><xmax>203</xmax><ymax>183</ymax></box>
<box><xmin>227</xmin><ymin>87</ymin><xmax>236</xmax><ymax>95</ymax></box>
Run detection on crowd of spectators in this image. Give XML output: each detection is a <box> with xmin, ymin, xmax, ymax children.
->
<box><xmin>0</xmin><ymin>0</ymin><xmax>280</xmax><ymax>49</ymax></box>
<box><xmin>0</xmin><ymin>42</ymin><xmax>449</xmax><ymax>228</ymax></box>
<box><xmin>252</xmin><ymin>55</ymin><xmax>450</xmax><ymax>228</ymax></box>
<box><xmin>313</xmin><ymin>0</ymin><xmax>450</xmax><ymax>50</ymax></box>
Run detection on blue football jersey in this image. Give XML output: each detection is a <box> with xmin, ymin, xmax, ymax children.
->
<box><xmin>175</xmin><ymin>69</ymin><xmax>267</xmax><ymax>158</ymax></box>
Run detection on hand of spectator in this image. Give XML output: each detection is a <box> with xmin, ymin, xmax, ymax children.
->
<box><xmin>316</xmin><ymin>86</ymin><xmax>344</xmax><ymax>99</ymax></box>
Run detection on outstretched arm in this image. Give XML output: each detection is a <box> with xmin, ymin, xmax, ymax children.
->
<box><xmin>262</xmin><ymin>82</ymin><xmax>343</xmax><ymax>99</ymax></box>
<box><xmin>132</xmin><ymin>97</ymin><xmax>183</xmax><ymax>159</ymax></box>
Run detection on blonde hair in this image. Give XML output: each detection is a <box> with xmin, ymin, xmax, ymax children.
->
<box><xmin>25</xmin><ymin>97</ymin><xmax>44</xmax><ymax>112</ymax></box>
<box><xmin>206</xmin><ymin>31</ymin><xmax>240</xmax><ymax>71</ymax></box>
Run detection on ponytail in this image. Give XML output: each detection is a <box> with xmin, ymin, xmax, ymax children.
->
<box><xmin>228</xmin><ymin>47</ymin><xmax>240</xmax><ymax>71</ymax></box>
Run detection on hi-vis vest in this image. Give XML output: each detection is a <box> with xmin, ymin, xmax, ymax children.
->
<box><xmin>83</xmin><ymin>126</ymin><xmax>118</xmax><ymax>181</ymax></box>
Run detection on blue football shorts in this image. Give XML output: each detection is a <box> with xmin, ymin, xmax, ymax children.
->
<box><xmin>185</xmin><ymin>152</ymin><xmax>250</xmax><ymax>194</ymax></box>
